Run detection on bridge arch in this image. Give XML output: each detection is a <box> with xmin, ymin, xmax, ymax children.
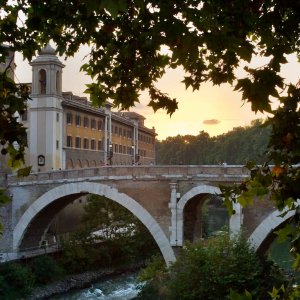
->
<box><xmin>175</xmin><ymin>185</ymin><xmax>242</xmax><ymax>245</ymax></box>
<box><xmin>248</xmin><ymin>203</ymin><xmax>299</xmax><ymax>253</ymax></box>
<box><xmin>176</xmin><ymin>185</ymin><xmax>222</xmax><ymax>246</ymax></box>
<box><xmin>13</xmin><ymin>182</ymin><xmax>176</xmax><ymax>266</ymax></box>
<box><xmin>178</xmin><ymin>185</ymin><xmax>221</xmax><ymax>211</ymax></box>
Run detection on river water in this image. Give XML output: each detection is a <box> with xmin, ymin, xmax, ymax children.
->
<box><xmin>49</xmin><ymin>272</ymin><xmax>141</xmax><ymax>300</ymax></box>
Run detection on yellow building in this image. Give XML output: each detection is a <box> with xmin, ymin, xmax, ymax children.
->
<box><xmin>22</xmin><ymin>45</ymin><xmax>156</xmax><ymax>172</ymax></box>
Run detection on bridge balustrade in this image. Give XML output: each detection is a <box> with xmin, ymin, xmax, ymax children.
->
<box><xmin>7</xmin><ymin>165</ymin><xmax>250</xmax><ymax>185</ymax></box>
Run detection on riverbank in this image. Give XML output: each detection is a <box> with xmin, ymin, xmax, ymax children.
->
<box><xmin>27</xmin><ymin>265</ymin><xmax>142</xmax><ymax>299</ymax></box>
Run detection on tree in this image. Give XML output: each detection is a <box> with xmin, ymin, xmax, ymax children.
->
<box><xmin>156</xmin><ymin>119</ymin><xmax>270</xmax><ymax>165</ymax></box>
<box><xmin>0</xmin><ymin>0</ymin><xmax>299</xmax><ymax>272</ymax></box>
<box><xmin>0</xmin><ymin>51</ymin><xmax>30</xmax><ymax>173</ymax></box>
<box><xmin>1</xmin><ymin>1</ymin><xmax>299</xmax><ymax>159</ymax></box>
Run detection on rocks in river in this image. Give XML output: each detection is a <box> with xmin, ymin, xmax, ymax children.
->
<box><xmin>27</xmin><ymin>269</ymin><xmax>115</xmax><ymax>299</ymax></box>
<box><xmin>27</xmin><ymin>264</ymin><xmax>143</xmax><ymax>300</ymax></box>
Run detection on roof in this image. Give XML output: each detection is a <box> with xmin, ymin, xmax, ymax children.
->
<box><xmin>119</xmin><ymin>111</ymin><xmax>146</xmax><ymax>120</ymax></box>
<box><xmin>39</xmin><ymin>44</ymin><xmax>56</xmax><ymax>55</ymax></box>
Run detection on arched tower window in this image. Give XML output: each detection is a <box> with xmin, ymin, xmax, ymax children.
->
<box><xmin>56</xmin><ymin>70</ymin><xmax>61</xmax><ymax>95</ymax></box>
<box><xmin>39</xmin><ymin>69</ymin><xmax>46</xmax><ymax>94</ymax></box>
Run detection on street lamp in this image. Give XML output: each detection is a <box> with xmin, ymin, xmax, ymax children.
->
<box><xmin>131</xmin><ymin>145</ymin><xmax>140</xmax><ymax>165</ymax></box>
<box><xmin>131</xmin><ymin>145</ymin><xmax>135</xmax><ymax>165</ymax></box>
<box><xmin>108</xmin><ymin>143</ymin><xmax>113</xmax><ymax>165</ymax></box>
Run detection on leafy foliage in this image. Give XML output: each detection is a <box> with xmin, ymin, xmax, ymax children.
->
<box><xmin>135</xmin><ymin>234</ymin><xmax>286</xmax><ymax>300</ymax></box>
<box><xmin>0</xmin><ymin>262</ymin><xmax>35</xmax><ymax>299</ymax></box>
<box><xmin>220</xmin><ymin>87</ymin><xmax>300</xmax><ymax>270</ymax></box>
<box><xmin>0</xmin><ymin>55</ymin><xmax>30</xmax><ymax>168</ymax></box>
<box><xmin>1</xmin><ymin>0</ymin><xmax>299</xmax><ymax>158</ymax></box>
<box><xmin>29</xmin><ymin>255</ymin><xmax>65</xmax><ymax>285</ymax></box>
<box><xmin>0</xmin><ymin>1</ymin><xmax>299</xmax><ymax>220</ymax></box>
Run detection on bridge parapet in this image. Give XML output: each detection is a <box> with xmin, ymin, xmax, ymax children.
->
<box><xmin>7</xmin><ymin>165</ymin><xmax>250</xmax><ymax>186</ymax></box>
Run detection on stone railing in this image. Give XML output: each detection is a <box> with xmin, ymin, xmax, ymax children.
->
<box><xmin>7</xmin><ymin>165</ymin><xmax>250</xmax><ymax>185</ymax></box>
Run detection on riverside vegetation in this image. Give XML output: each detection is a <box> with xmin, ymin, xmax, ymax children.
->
<box><xmin>134</xmin><ymin>234</ymin><xmax>288</xmax><ymax>300</ymax></box>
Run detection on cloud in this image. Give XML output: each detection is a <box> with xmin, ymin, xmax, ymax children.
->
<box><xmin>203</xmin><ymin>119</ymin><xmax>220</xmax><ymax>125</ymax></box>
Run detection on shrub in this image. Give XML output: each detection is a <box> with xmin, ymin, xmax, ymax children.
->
<box><xmin>134</xmin><ymin>256</ymin><xmax>169</xmax><ymax>300</ymax></box>
<box><xmin>0</xmin><ymin>262</ymin><xmax>35</xmax><ymax>299</ymax></box>
<box><xmin>168</xmin><ymin>234</ymin><xmax>285</xmax><ymax>300</ymax></box>
<box><xmin>135</xmin><ymin>234</ymin><xmax>286</xmax><ymax>300</ymax></box>
<box><xmin>30</xmin><ymin>255</ymin><xmax>65</xmax><ymax>285</ymax></box>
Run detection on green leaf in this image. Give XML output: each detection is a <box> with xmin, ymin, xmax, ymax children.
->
<box><xmin>268</xmin><ymin>285</ymin><xmax>285</xmax><ymax>299</ymax></box>
<box><xmin>275</xmin><ymin>224</ymin><xmax>295</xmax><ymax>243</ymax></box>
<box><xmin>0</xmin><ymin>189</ymin><xmax>11</xmax><ymax>205</ymax></box>
<box><xmin>17</xmin><ymin>166</ymin><xmax>32</xmax><ymax>177</ymax></box>
<box><xmin>229</xmin><ymin>289</ymin><xmax>253</xmax><ymax>300</ymax></box>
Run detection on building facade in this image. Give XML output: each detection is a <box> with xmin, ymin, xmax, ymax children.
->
<box><xmin>21</xmin><ymin>45</ymin><xmax>156</xmax><ymax>172</ymax></box>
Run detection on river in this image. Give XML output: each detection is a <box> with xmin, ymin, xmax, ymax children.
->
<box><xmin>48</xmin><ymin>272</ymin><xmax>141</xmax><ymax>300</ymax></box>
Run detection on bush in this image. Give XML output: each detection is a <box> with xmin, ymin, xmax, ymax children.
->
<box><xmin>134</xmin><ymin>256</ymin><xmax>169</xmax><ymax>300</ymax></box>
<box><xmin>135</xmin><ymin>234</ymin><xmax>286</xmax><ymax>300</ymax></box>
<box><xmin>30</xmin><ymin>255</ymin><xmax>65</xmax><ymax>285</ymax></box>
<box><xmin>0</xmin><ymin>262</ymin><xmax>35</xmax><ymax>299</ymax></box>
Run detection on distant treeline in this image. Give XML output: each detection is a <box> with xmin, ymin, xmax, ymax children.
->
<box><xmin>156</xmin><ymin>119</ymin><xmax>271</xmax><ymax>165</ymax></box>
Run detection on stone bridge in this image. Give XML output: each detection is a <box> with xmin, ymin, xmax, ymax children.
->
<box><xmin>0</xmin><ymin>165</ymin><xmax>293</xmax><ymax>265</ymax></box>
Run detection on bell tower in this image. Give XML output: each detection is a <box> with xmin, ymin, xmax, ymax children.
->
<box><xmin>28</xmin><ymin>44</ymin><xmax>65</xmax><ymax>172</ymax></box>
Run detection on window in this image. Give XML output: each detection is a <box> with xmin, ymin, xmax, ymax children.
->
<box><xmin>119</xmin><ymin>127</ymin><xmax>122</xmax><ymax>136</ymax></box>
<box><xmin>75</xmin><ymin>115</ymin><xmax>81</xmax><ymax>126</ymax></box>
<box><xmin>91</xmin><ymin>139</ymin><xmax>96</xmax><ymax>150</ymax></box>
<box><xmin>83</xmin><ymin>138</ymin><xmax>89</xmax><ymax>149</ymax></box>
<box><xmin>98</xmin><ymin>120</ymin><xmax>102</xmax><ymax>130</ymax></box>
<box><xmin>123</xmin><ymin>128</ymin><xmax>126</xmax><ymax>137</ymax></box>
<box><xmin>98</xmin><ymin>140</ymin><xmax>102</xmax><ymax>150</ymax></box>
<box><xmin>123</xmin><ymin>145</ymin><xmax>126</xmax><ymax>154</ymax></box>
<box><xmin>75</xmin><ymin>137</ymin><xmax>81</xmax><ymax>148</ymax></box>
<box><xmin>56</xmin><ymin>140</ymin><xmax>59</xmax><ymax>149</ymax></box>
<box><xmin>91</xmin><ymin>118</ymin><xmax>96</xmax><ymax>129</ymax></box>
<box><xmin>67</xmin><ymin>112</ymin><xmax>73</xmax><ymax>124</ymax></box>
<box><xmin>114</xmin><ymin>144</ymin><xmax>118</xmax><ymax>153</ymax></box>
<box><xmin>115</xmin><ymin>126</ymin><xmax>118</xmax><ymax>135</ymax></box>
<box><xmin>119</xmin><ymin>144</ymin><xmax>123</xmax><ymax>153</ymax></box>
<box><xmin>39</xmin><ymin>69</ymin><xmax>46</xmax><ymax>94</ymax></box>
<box><xmin>84</xmin><ymin>116</ymin><xmax>89</xmax><ymax>128</ymax></box>
<box><xmin>67</xmin><ymin>136</ymin><xmax>72</xmax><ymax>147</ymax></box>
<box><xmin>56</xmin><ymin>113</ymin><xmax>59</xmax><ymax>122</ymax></box>
<box><xmin>56</xmin><ymin>70</ymin><xmax>61</xmax><ymax>95</ymax></box>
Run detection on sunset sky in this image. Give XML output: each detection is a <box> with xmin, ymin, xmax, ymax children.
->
<box><xmin>14</xmin><ymin>48</ymin><xmax>299</xmax><ymax>141</ymax></box>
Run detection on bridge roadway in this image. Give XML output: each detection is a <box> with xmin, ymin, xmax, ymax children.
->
<box><xmin>0</xmin><ymin>165</ymin><xmax>294</xmax><ymax>265</ymax></box>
